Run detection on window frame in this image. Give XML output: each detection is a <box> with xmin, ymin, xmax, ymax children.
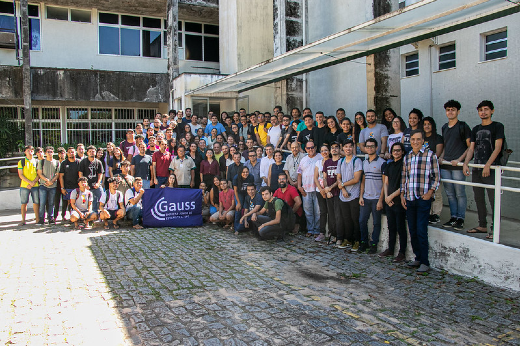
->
<box><xmin>482</xmin><ymin>28</ymin><xmax>507</xmax><ymax>62</ymax></box>
<box><xmin>438</xmin><ymin>42</ymin><xmax>456</xmax><ymax>71</ymax></box>
<box><xmin>45</xmin><ymin>5</ymin><xmax>92</xmax><ymax>23</ymax></box>
<box><xmin>180</xmin><ymin>20</ymin><xmax>219</xmax><ymax>62</ymax></box>
<box><xmin>403</xmin><ymin>52</ymin><xmax>419</xmax><ymax>77</ymax></box>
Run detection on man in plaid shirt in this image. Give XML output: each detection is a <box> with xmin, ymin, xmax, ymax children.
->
<box><xmin>400</xmin><ymin>129</ymin><xmax>440</xmax><ymax>273</ymax></box>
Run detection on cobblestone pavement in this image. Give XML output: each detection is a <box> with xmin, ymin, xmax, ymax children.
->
<box><xmin>1</xmin><ymin>219</ymin><xmax>520</xmax><ymax>345</ymax></box>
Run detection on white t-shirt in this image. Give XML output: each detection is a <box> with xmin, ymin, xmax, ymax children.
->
<box><xmin>297</xmin><ymin>154</ymin><xmax>323</xmax><ymax>192</ymax></box>
<box><xmin>268</xmin><ymin>125</ymin><xmax>282</xmax><ymax>147</ymax></box>
<box><xmin>259</xmin><ymin>156</ymin><xmax>275</xmax><ymax>186</ymax></box>
<box><xmin>315</xmin><ymin>160</ymin><xmax>325</xmax><ymax>192</ymax></box>
<box><xmin>125</xmin><ymin>188</ymin><xmax>143</xmax><ymax>210</ymax></box>
<box><xmin>190</xmin><ymin>124</ymin><xmax>202</xmax><ymax>136</ymax></box>
<box><xmin>100</xmin><ymin>190</ymin><xmax>124</xmax><ymax>211</ymax></box>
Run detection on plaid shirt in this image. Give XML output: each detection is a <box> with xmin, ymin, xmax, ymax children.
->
<box><xmin>401</xmin><ymin>147</ymin><xmax>440</xmax><ymax>201</ymax></box>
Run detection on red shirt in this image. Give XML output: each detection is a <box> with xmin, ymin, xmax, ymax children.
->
<box><xmin>200</xmin><ymin>159</ymin><xmax>220</xmax><ymax>176</ymax></box>
<box><xmin>152</xmin><ymin>150</ymin><xmax>171</xmax><ymax>177</ymax></box>
<box><xmin>219</xmin><ymin>189</ymin><xmax>235</xmax><ymax>210</ymax></box>
<box><xmin>274</xmin><ymin>184</ymin><xmax>303</xmax><ymax>216</ymax></box>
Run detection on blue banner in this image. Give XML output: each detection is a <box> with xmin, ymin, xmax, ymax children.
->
<box><xmin>142</xmin><ymin>188</ymin><xmax>203</xmax><ymax>228</ymax></box>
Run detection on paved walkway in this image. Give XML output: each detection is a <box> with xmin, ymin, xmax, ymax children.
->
<box><xmin>1</xmin><ymin>213</ymin><xmax>519</xmax><ymax>345</ymax></box>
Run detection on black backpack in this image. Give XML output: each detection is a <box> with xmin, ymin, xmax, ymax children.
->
<box><xmin>266</xmin><ymin>197</ymin><xmax>295</xmax><ymax>239</ymax></box>
<box><xmin>499</xmin><ymin>137</ymin><xmax>513</xmax><ymax>166</ymax></box>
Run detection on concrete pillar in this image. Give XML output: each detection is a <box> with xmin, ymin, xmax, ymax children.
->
<box><xmin>20</xmin><ymin>0</ymin><xmax>32</xmax><ymax>145</ymax></box>
<box><xmin>167</xmin><ymin>0</ymin><xmax>179</xmax><ymax>106</ymax></box>
<box><xmin>368</xmin><ymin>0</ymin><xmax>401</xmax><ymax>117</ymax></box>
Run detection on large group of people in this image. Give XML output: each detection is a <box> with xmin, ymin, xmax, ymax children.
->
<box><xmin>18</xmin><ymin>100</ymin><xmax>506</xmax><ymax>273</ymax></box>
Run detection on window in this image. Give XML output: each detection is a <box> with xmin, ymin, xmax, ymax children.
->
<box><xmin>181</xmin><ymin>21</ymin><xmax>219</xmax><ymax>62</ymax></box>
<box><xmin>70</xmin><ymin>9</ymin><xmax>91</xmax><ymax>23</ymax></box>
<box><xmin>99</xmin><ymin>12</ymin><xmax>162</xmax><ymax>58</ymax></box>
<box><xmin>28</xmin><ymin>4</ymin><xmax>40</xmax><ymax>50</ymax></box>
<box><xmin>46</xmin><ymin>6</ymin><xmax>68</xmax><ymax>20</ymax></box>
<box><xmin>0</xmin><ymin>2</ymin><xmax>40</xmax><ymax>50</ymax></box>
<box><xmin>0</xmin><ymin>0</ymin><xmax>15</xmax><ymax>33</ymax></box>
<box><xmin>405</xmin><ymin>53</ymin><xmax>419</xmax><ymax>77</ymax></box>
<box><xmin>439</xmin><ymin>43</ymin><xmax>456</xmax><ymax>70</ymax></box>
<box><xmin>46</xmin><ymin>6</ymin><xmax>91</xmax><ymax>23</ymax></box>
<box><xmin>484</xmin><ymin>30</ymin><xmax>507</xmax><ymax>61</ymax></box>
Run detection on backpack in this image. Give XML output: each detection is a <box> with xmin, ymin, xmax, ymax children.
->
<box><xmin>442</xmin><ymin>121</ymin><xmax>468</xmax><ymax>147</ymax></box>
<box><xmin>74</xmin><ymin>188</ymin><xmax>92</xmax><ymax>204</ymax></box>
<box><xmin>103</xmin><ymin>190</ymin><xmax>122</xmax><ymax>206</ymax></box>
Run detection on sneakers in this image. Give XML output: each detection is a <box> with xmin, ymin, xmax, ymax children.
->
<box><xmin>314</xmin><ymin>234</ymin><xmax>325</xmax><ymax>242</ymax></box>
<box><xmin>336</xmin><ymin>240</ymin><xmax>342</xmax><ymax>247</ymax></box>
<box><xmin>443</xmin><ymin>217</ymin><xmax>457</xmax><ymax>228</ymax></box>
<box><xmin>407</xmin><ymin>260</ymin><xmax>421</xmax><ymax>267</ymax></box>
<box><xmin>453</xmin><ymin>218</ymin><xmax>464</xmax><ymax>231</ymax></box>
<box><xmin>329</xmin><ymin>236</ymin><xmax>337</xmax><ymax>244</ymax></box>
<box><xmin>416</xmin><ymin>264</ymin><xmax>430</xmax><ymax>273</ymax></box>
<box><xmin>378</xmin><ymin>249</ymin><xmax>393</xmax><ymax>258</ymax></box>
<box><xmin>358</xmin><ymin>242</ymin><xmax>368</xmax><ymax>253</ymax></box>
<box><xmin>350</xmin><ymin>241</ymin><xmax>360</xmax><ymax>252</ymax></box>
<box><xmin>368</xmin><ymin>244</ymin><xmax>377</xmax><ymax>254</ymax></box>
<box><xmin>338</xmin><ymin>240</ymin><xmax>351</xmax><ymax>249</ymax></box>
<box><xmin>393</xmin><ymin>252</ymin><xmax>406</xmax><ymax>262</ymax></box>
<box><xmin>428</xmin><ymin>214</ymin><xmax>440</xmax><ymax>224</ymax></box>
<box><xmin>48</xmin><ymin>218</ymin><xmax>56</xmax><ymax>225</ymax></box>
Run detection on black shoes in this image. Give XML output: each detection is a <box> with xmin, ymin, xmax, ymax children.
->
<box><xmin>428</xmin><ymin>214</ymin><xmax>440</xmax><ymax>224</ymax></box>
<box><xmin>443</xmin><ymin>217</ymin><xmax>457</xmax><ymax>227</ymax></box>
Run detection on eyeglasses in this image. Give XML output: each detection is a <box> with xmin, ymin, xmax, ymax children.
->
<box><xmin>306</xmin><ymin>146</ymin><xmax>315</xmax><ymax>150</ymax></box>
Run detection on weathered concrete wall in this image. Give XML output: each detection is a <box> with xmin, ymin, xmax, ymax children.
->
<box><xmin>0</xmin><ymin>66</ymin><xmax>168</xmax><ymax>103</ymax></box>
<box><xmin>179</xmin><ymin>2</ymin><xmax>219</xmax><ymax>23</ymax></box>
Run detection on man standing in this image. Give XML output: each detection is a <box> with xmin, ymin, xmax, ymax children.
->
<box><xmin>439</xmin><ymin>100</ymin><xmax>471</xmax><ymax>230</ymax></box>
<box><xmin>169</xmin><ymin>145</ymin><xmax>196</xmax><ymax>188</ymax></box>
<box><xmin>312</xmin><ymin>111</ymin><xmax>328</xmax><ymax>149</ymax></box>
<box><xmin>227</xmin><ymin>152</ymin><xmax>244</xmax><ymax>185</ymax></box>
<box><xmin>189</xmin><ymin>115</ymin><xmax>202</xmax><ymax>135</ymax></box>
<box><xmin>284</xmin><ymin>142</ymin><xmax>306</xmax><ymax>187</ymax></box>
<box><xmin>297</xmin><ymin>114</ymin><xmax>315</xmax><ymax>150</ymax></box>
<box><xmin>336</xmin><ymin>108</ymin><xmax>346</xmax><ymax>124</ymax></box>
<box><xmin>254</xmin><ymin>113</ymin><xmax>272</xmax><ymax>147</ymax></box>
<box><xmin>205</xmin><ymin>114</ymin><xmax>227</xmax><ymax>137</ymax></box>
<box><xmin>59</xmin><ymin>147</ymin><xmax>82</xmax><ymax>221</ymax></box>
<box><xmin>125</xmin><ymin>177</ymin><xmax>145</xmax><ymax>229</ymax></box>
<box><xmin>297</xmin><ymin>141</ymin><xmax>323</xmax><ymax>237</ymax></box>
<box><xmin>115</xmin><ymin>161</ymin><xmax>134</xmax><ymax>195</ymax></box>
<box><xmin>401</xmin><ymin>130</ymin><xmax>440</xmax><ymax>273</ymax></box>
<box><xmin>152</xmin><ymin>139</ymin><xmax>172</xmax><ymax>188</ymax></box>
<box><xmin>239</xmin><ymin>115</ymin><xmax>253</xmax><ymax>141</ymax></box>
<box><xmin>18</xmin><ymin>145</ymin><xmax>40</xmax><ymax>225</ymax></box>
<box><xmin>245</xmin><ymin>149</ymin><xmax>262</xmax><ymax>190</ymax></box>
<box><xmin>274</xmin><ymin>172</ymin><xmax>303</xmax><ymax>234</ymax></box>
<box><xmin>78</xmin><ymin>146</ymin><xmax>105</xmax><ymax>213</ymax></box>
<box><xmin>183</xmin><ymin>107</ymin><xmax>192</xmax><ymax>123</ymax></box>
<box><xmin>76</xmin><ymin>143</ymin><xmax>86</xmax><ymax>161</ymax></box>
<box><xmin>463</xmin><ymin>100</ymin><xmax>505</xmax><ymax>239</ymax></box>
<box><xmin>69</xmin><ymin>177</ymin><xmax>98</xmax><ymax>230</ymax></box>
<box><xmin>260</xmin><ymin>144</ymin><xmax>275</xmax><ymax>187</ymax></box>
<box><xmin>267</xmin><ymin>114</ymin><xmax>282</xmax><ymax>148</ymax></box>
<box><xmin>54</xmin><ymin>147</ymin><xmax>68</xmax><ymax>222</ymax></box>
<box><xmin>131</xmin><ymin>142</ymin><xmax>153</xmax><ymax>189</ymax></box>
<box><xmin>37</xmin><ymin>146</ymin><xmax>60</xmax><ymax>225</ymax></box>
<box><xmin>120</xmin><ymin>129</ymin><xmax>138</xmax><ymax>162</ymax></box>
<box><xmin>99</xmin><ymin>177</ymin><xmax>125</xmax><ymax>229</ymax></box>
<box><xmin>322</xmin><ymin>142</ymin><xmax>343</xmax><ymax>245</ymax></box>
<box><xmin>359</xmin><ymin>109</ymin><xmax>389</xmax><ymax>156</ymax></box>
<box><xmin>358</xmin><ymin>139</ymin><xmax>385</xmax><ymax>254</ymax></box>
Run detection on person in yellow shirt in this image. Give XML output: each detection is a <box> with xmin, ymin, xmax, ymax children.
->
<box><xmin>18</xmin><ymin>145</ymin><xmax>40</xmax><ymax>225</ymax></box>
<box><xmin>254</xmin><ymin>113</ymin><xmax>272</xmax><ymax>147</ymax></box>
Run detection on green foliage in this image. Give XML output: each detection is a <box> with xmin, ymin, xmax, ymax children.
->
<box><xmin>0</xmin><ymin>119</ymin><xmax>25</xmax><ymax>158</ymax></box>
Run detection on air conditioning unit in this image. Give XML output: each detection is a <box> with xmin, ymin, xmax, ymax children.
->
<box><xmin>0</xmin><ymin>31</ymin><xmax>16</xmax><ymax>49</ymax></box>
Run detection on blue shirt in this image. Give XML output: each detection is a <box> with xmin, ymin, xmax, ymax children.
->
<box><xmin>204</xmin><ymin>123</ymin><xmax>226</xmax><ymax>136</ymax></box>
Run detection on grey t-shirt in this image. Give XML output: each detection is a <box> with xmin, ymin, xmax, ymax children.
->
<box><xmin>131</xmin><ymin>154</ymin><xmax>152</xmax><ymax>180</ymax></box>
<box><xmin>283</xmin><ymin>152</ymin><xmax>306</xmax><ymax>182</ymax></box>
<box><xmin>336</xmin><ymin>156</ymin><xmax>363</xmax><ymax>202</ymax></box>
<box><xmin>359</xmin><ymin>124</ymin><xmax>389</xmax><ymax>155</ymax></box>
<box><xmin>37</xmin><ymin>159</ymin><xmax>60</xmax><ymax>188</ymax></box>
<box><xmin>70</xmin><ymin>188</ymin><xmax>93</xmax><ymax>212</ymax></box>
<box><xmin>362</xmin><ymin>157</ymin><xmax>384</xmax><ymax>199</ymax></box>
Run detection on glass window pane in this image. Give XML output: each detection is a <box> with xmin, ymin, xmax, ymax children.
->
<box><xmin>143</xmin><ymin>30</ymin><xmax>161</xmax><ymax>58</ymax></box>
<box><xmin>204</xmin><ymin>36</ymin><xmax>219</xmax><ymax>62</ymax></box>
<box><xmin>439</xmin><ymin>52</ymin><xmax>455</xmax><ymax>62</ymax></box>
<box><xmin>91</xmin><ymin>109</ymin><xmax>112</xmax><ymax>119</ymax></box>
<box><xmin>486</xmin><ymin>40</ymin><xmax>507</xmax><ymax>53</ymax></box>
<box><xmin>29</xmin><ymin>18</ymin><xmax>40</xmax><ymax>50</ymax></box>
<box><xmin>121</xmin><ymin>15</ymin><xmax>140</xmax><ymax>27</ymax></box>
<box><xmin>0</xmin><ymin>14</ymin><xmax>15</xmax><ymax>32</ymax></box>
<box><xmin>439</xmin><ymin>61</ymin><xmax>456</xmax><ymax>70</ymax></box>
<box><xmin>406</xmin><ymin>60</ymin><xmax>418</xmax><ymax>69</ymax></box>
<box><xmin>46</xmin><ymin>6</ymin><xmax>68</xmax><ymax>21</ymax></box>
<box><xmin>70</xmin><ymin>9</ymin><xmax>91</xmax><ymax>23</ymax></box>
<box><xmin>0</xmin><ymin>1</ymin><xmax>14</xmax><ymax>14</ymax></box>
<box><xmin>204</xmin><ymin>24</ymin><xmax>218</xmax><ymax>35</ymax></box>
<box><xmin>177</xmin><ymin>21</ymin><xmax>181</xmax><ymax>30</ymax></box>
<box><xmin>178</xmin><ymin>32</ymin><xmax>182</xmax><ymax>47</ymax></box>
<box><xmin>67</xmin><ymin>108</ymin><xmax>88</xmax><ymax>120</ymax></box>
<box><xmin>406</xmin><ymin>54</ymin><xmax>418</xmax><ymax>63</ymax></box>
<box><xmin>28</xmin><ymin>5</ymin><xmax>39</xmax><ymax>17</ymax></box>
<box><xmin>185</xmin><ymin>22</ymin><xmax>202</xmax><ymax>33</ymax></box>
<box><xmin>440</xmin><ymin>44</ymin><xmax>455</xmax><ymax>55</ymax></box>
<box><xmin>99</xmin><ymin>26</ymin><xmax>119</xmax><ymax>55</ymax></box>
<box><xmin>41</xmin><ymin>108</ymin><xmax>60</xmax><ymax>120</ymax></box>
<box><xmin>99</xmin><ymin>12</ymin><xmax>118</xmax><ymax>25</ymax></box>
<box><xmin>143</xmin><ymin>17</ymin><xmax>161</xmax><ymax>29</ymax></box>
<box><xmin>406</xmin><ymin>68</ymin><xmax>419</xmax><ymax>77</ymax></box>
<box><xmin>486</xmin><ymin>50</ymin><xmax>507</xmax><ymax>61</ymax></box>
<box><xmin>486</xmin><ymin>31</ymin><xmax>507</xmax><ymax>43</ymax></box>
<box><xmin>121</xmin><ymin>28</ymin><xmax>140</xmax><ymax>56</ymax></box>
<box><xmin>185</xmin><ymin>34</ymin><xmax>202</xmax><ymax>61</ymax></box>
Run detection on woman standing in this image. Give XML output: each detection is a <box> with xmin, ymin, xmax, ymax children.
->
<box><xmin>324</xmin><ymin>116</ymin><xmax>340</xmax><ymax>146</ymax></box>
<box><xmin>380</xmin><ymin>142</ymin><xmax>407</xmax><ymax>262</ymax></box>
<box><xmin>200</xmin><ymin>148</ymin><xmax>220</xmax><ymax>190</ymax></box>
<box><xmin>109</xmin><ymin>147</ymin><xmax>123</xmax><ymax>178</ymax></box>
<box><xmin>206</xmin><ymin>128</ymin><xmax>218</xmax><ymax>149</ymax></box>
<box><xmin>103</xmin><ymin>142</ymin><xmax>115</xmax><ymax>190</ymax></box>
<box><xmin>385</xmin><ymin>116</ymin><xmax>406</xmax><ymax>159</ymax></box>
<box><xmin>423</xmin><ymin>116</ymin><xmax>444</xmax><ymax>224</ymax></box>
<box><xmin>188</xmin><ymin>142</ymin><xmax>203</xmax><ymax>188</ymax></box>
<box><xmin>402</xmin><ymin>108</ymin><xmax>423</xmax><ymax>154</ymax></box>
<box><xmin>381</xmin><ymin>108</ymin><xmax>397</xmax><ymax>132</ymax></box>
<box><xmin>354</xmin><ymin>112</ymin><xmax>367</xmax><ymax>155</ymax></box>
<box><xmin>161</xmin><ymin>173</ymin><xmax>178</xmax><ymax>188</ymax></box>
<box><xmin>337</xmin><ymin>118</ymin><xmax>354</xmax><ymax>145</ymax></box>
<box><xmin>267</xmin><ymin>150</ymin><xmax>285</xmax><ymax>192</ymax></box>
<box><xmin>314</xmin><ymin>145</ymin><xmax>330</xmax><ymax>242</ymax></box>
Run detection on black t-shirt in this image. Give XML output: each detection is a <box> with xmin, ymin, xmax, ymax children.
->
<box><xmin>382</xmin><ymin>158</ymin><xmax>403</xmax><ymax>205</ymax></box>
<box><xmin>233</xmin><ymin>174</ymin><xmax>255</xmax><ymax>199</ymax></box>
<box><xmin>244</xmin><ymin>193</ymin><xmax>263</xmax><ymax>212</ymax></box>
<box><xmin>424</xmin><ymin>133</ymin><xmax>443</xmax><ymax>154</ymax></box>
<box><xmin>441</xmin><ymin>121</ymin><xmax>471</xmax><ymax>169</ymax></box>
<box><xmin>227</xmin><ymin>163</ymin><xmax>244</xmax><ymax>185</ymax></box>
<box><xmin>324</xmin><ymin>130</ymin><xmax>340</xmax><ymax>146</ymax></box>
<box><xmin>402</xmin><ymin>128</ymin><xmax>412</xmax><ymax>154</ymax></box>
<box><xmin>471</xmin><ymin>121</ymin><xmax>505</xmax><ymax>165</ymax></box>
<box><xmin>297</xmin><ymin>127</ymin><xmax>314</xmax><ymax>148</ymax></box>
<box><xmin>78</xmin><ymin>158</ymin><xmax>105</xmax><ymax>188</ymax></box>
<box><xmin>59</xmin><ymin>158</ymin><xmax>82</xmax><ymax>189</ymax></box>
<box><xmin>312</xmin><ymin>126</ymin><xmax>328</xmax><ymax>149</ymax></box>
<box><xmin>337</xmin><ymin>131</ymin><xmax>354</xmax><ymax>145</ymax></box>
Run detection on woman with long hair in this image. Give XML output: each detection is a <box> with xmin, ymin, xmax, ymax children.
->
<box><xmin>209</xmin><ymin>175</ymin><xmax>221</xmax><ymax>215</ymax></box>
<box><xmin>268</xmin><ymin>150</ymin><xmax>285</xmax><ymax>192</ymax></box>
<box><xmin>337</xmin><ymin>118</ymin><xmax>354</xmax><ymax>146</ymax></box>
<box><xmin>233</xmin><ymin>166</ymin><xmax>254</xmax><ymax>231</ymax></box>
<box><xmin>423</xmin><ymin>116</ymin><xmax>444</xmax><ymax>224</ymax></box>
<box><xmin>314</xmin><ymin>144</ymin><xmax>331</xmax><ymax>242</ymax></box>
<box><xmin>184</xmin><ymin>131</ymin><xmax>195</xmax><ymax>144</ymax></box>
<box><xmin>385</xmin><ymin>116</ymin><xmax>406</xmax><ymax>159</ymax></box>
<box><xmin>161</xmin><ymin>173</ymin><xmax>178</xmax><ymax>188</ymax></box>
<box><xmin>402</xmin><ymin>108</ymin><xmax>424</xmax><ymax>154</ymax></box>
<box><xmin>324</xmin><ymin>116</ymin><xmax>340</xmax><ymax>145</ymax></box>
<box><xmin>354</xmin><ymin>112</ymin><xmax>367</xmax><ymax>155</ymax></box>
<box><xmin>103</xmin><ymin>142</ymin><xmax>115</xmax><ymax>190</ymax></box>
<box><xmin>188</xmin><ymin>142</ymin><xmax>203</xmax><ymax>188</ymax></box>
<box><xmin>206</xmin><ymin>128</ymin><xmax>218</xmax><ymax>149</ymax></box>
<box><xmin>109</xmin><ymin>147</ymin><xmax>123</xmax><ymax>178</ymax></box>
<box><xmin>381</xmin><ymin>108</ymin><xmax>397</xmax><ymax>132</ymax></box>
<box><xmin>200</xmin><ymin>148</ymin><xmax>220</xmax><ymax>190</ymax></box>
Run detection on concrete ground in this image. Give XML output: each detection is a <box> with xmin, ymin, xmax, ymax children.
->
<box><xmin>1</xmin><ymin>211</ymin><xmax>520</xmax><ymax>345</ymax></box>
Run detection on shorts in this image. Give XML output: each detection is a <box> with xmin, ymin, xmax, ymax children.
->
<box><xmin>63</xmin><ymin>188</ymin><xmax>75</xmax><ymax>201</ymax></box>
<box><xmin>210</xmin><ymin>210</ymin><xmax>235</xmax><ymax>220</ymax></box>
<box><xmin>20</xmin><ymin>187</ymin><xmax>40</xmax><ymax>205</ymax></box>
<box><xmin>103</xmin><ymin>209</ymin><xmax>118</xmax><ymax>220</ymax></box>
<box><xmin>71</xmin><ymin>210</ymin><xmax>96</xmax><ymax>220</ymax></box>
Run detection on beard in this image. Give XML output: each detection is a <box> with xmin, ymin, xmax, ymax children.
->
<box><xmin>279</xmin><ymin>182</ymin><xmax>287</xmax><ymax>188</ymax></box>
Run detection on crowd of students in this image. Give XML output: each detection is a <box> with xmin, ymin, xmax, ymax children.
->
<box><xmin>17</xmin><ymin>100</ymin><xmax>506</xmax><ymax>272</ymax></box>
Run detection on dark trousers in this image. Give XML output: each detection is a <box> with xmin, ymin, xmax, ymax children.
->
<box><xmin>340</xmin><ymin>198</ymin><xmax>360</xmax><ymax>243</ymax></box>
<box><xmin>54</xmin><ymin>187</ymin><xmax>68</xmax><ymax>219</ymax></box>
<box><xmin>317</xmin><ymin>193</ymin><xmax>332</xmax><ymax>234</ymax></box>
<box><xmin>326</xmin><ymin>195</ymin><xmax>343</xmax><ymax>239</ymax></box>
<box><xmin>251</xmin><ymin>215</ymin><xmax>284</xmax><ymax>240</ymax></box>
<box><xmin>405</xmin><ymin>198</ymin><xmax>431</xmax><ymax>266</ymax></box>
<box><xmin>385</xmin><ymin>202</ymin><xmax>407</xmax><ymax>254</ymax></box>
<box><xmin>472</xmin><ymin>168</ymin><xmax>495</xmax><ymax>228</ymax></box>
<box><xmin>235</xmin><ymin>215</ymin><xmax>253</xmax><ymax>233</ymax></box>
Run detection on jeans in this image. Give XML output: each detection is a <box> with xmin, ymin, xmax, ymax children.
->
<box><xmin>126</xmin><ymin>205</ymin><xmax>143</xmax><ymax>226</ymax></box>
<box><xmin>472</xmin><ymin>168</ymin><xmax>495</xmax><ymax>228</ymax></box>
<box><xmin>339</xmin><ymin>198</ymin><xmax>360</xmax><ymax>243</ymax></box>
<box><xmin>235</xmin><ymin>215</ymin><xmax>253</xmax><ymax>233</ymax></box>
<box><xmin>20</xmin><ymin>187</ymin><xmax>39</xmax><ymax>205</ymax></box>
<box><xmin>156</xmin><ymin>176</ymin><xmax>168</xmax><ymax>188</ymax></box>
<box><xmin>359</xmin><ymin>198</ymin><xmax>382</xmax><ymax>246</ymax></box>
<box><xmin>234</xmin><ymin>195</ymin><xmax>246</xmax><ymax>230</ymax></box>
<box><xmin>302</xmin><ymin>192</ymin><xmax>320</xmax><ymax>234</ymax></box>
<box><xmin>405</xmin><ymin>198</ymin><xmax>432</xmax><ymax>266</ymax></box>
<box><xmin>54</xmin><ymin>187</ymin><xmax>68</xmax><ymax>220</ymax></box>
<box><xmin>142</xmin><ymin>179</ymin><xmax>151</xmax><ymax>189</ymax></box>
<box><xmin>91</xmin><ymin>187</ymin><xmax>103</xmax><ymax>213</ymax></box>
<box><xmin>326</xmin><ymin>195</ymin><xmax>342</xmax><ymax>239</ymax></box>
<box><xmin>385</xmin><ymin>202</ymin><xmax>407</xmax><ymax>254</ymax></box>
<box><xmin>39</xmin><ymin>185</ymin><xmax>56</xmax><ymax>221</ymax></box>
<box><xmin>441</xmin><ymin>169</ymin><xmax>467</xmax><ymax>219</ymax></box>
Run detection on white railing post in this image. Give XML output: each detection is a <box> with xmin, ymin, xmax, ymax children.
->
<box><xmin>493</xmin><ymin>167</ymin><xmax>502</xmax><ymax>244</ymax></box>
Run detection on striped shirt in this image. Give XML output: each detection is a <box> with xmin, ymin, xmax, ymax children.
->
<box><xmin>400</xmin><ymin>147</ymin><xmax>440</xmax><ymax>201</ymax></box>
<box><xmin>362</xmin><ymin>156</ymin><xmax>384</xmax><ymax>199</ymax></box>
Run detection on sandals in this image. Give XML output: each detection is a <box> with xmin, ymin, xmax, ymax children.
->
<box><xmin>133</xmin><ymin>225</ymin><xmax>143</xmax><ymax>229</ymax></box>
<box><xmin>18</xmin><ymin>221</ymin><xmax>26</xmax><ymax>226</ymax></box>
<box><xmin>104</xmin><ymin>223</ymin><xmax>110</xmax><ymax>230</ymax></box>
<box><xmin>113</xmin><ymin>222</ymin><xmax>120</xmax><ymax>229</ymax></box>
<box><xmin>486</xmin><ymin>234</ymin><xmax>493</xmax><ymax>239</ymax></box>
<box><xmin>467</xmin><ymin>227</ymin><xmax>487</xmax><ymax>233</ymax></box>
